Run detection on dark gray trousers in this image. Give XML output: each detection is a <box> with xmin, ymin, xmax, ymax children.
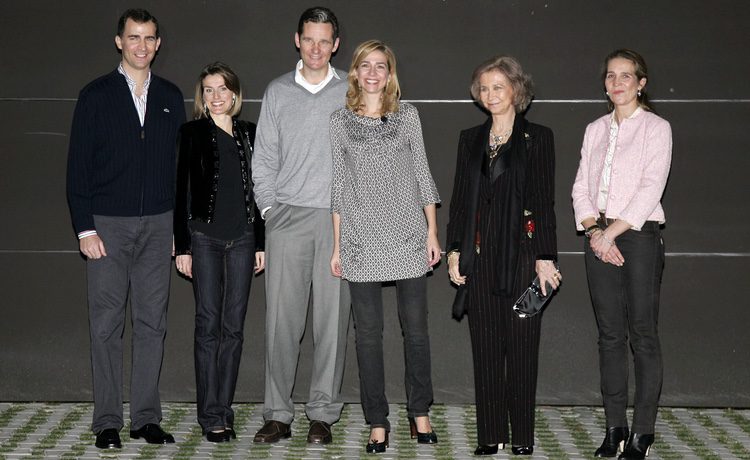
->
<box><xmin>87</xmin><ymin>211</ymin><xmax>172</xmax><ymax>433</ymax></box>
<box><xmin>585</xmin><ymin>222</ymin><xmax>664</xmax><ymax>434</ymax></box>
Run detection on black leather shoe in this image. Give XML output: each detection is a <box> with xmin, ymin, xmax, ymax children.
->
<box><xmin>129</xmin><ymin>424</ymin><xmax>175</xmax><ymax>444</ymax></box>
<box><xmin>366</xmin><ymin>431</ymin><xmax>389</xmax><ymax>454</ymax></box>
<box><xmin>416</xmin><ymin>430</ymin><xmax>438</xmax><ymax>444</ymax></box>
<box><xmin>225</xmin><ymin>427</ymin><xmax>237</xmax><ymax>439</ymax></box>
<box><xmin>511</xmin><ymin>445</ymin><xmax>534</xmax><ymax>455</ymax></box>
<box><xmin>474</xmin><ymin>444</ymin><xmax>499</xmax><ymax>455</ymax></box>
<box><xmin>206</xmin><ymin>430</ymin><xmax>231</xmax><ymax>443</ymax></box>
<box><xmin>95</xmin><ymin>428</ymin><xmax>122</xmax><ymax>449</ymax></box>
<box><xmin>618</xmin><ymin>433</ymin><xmax>654</xmax><ymax>459</ymax></box>
<box><xmin>595</xmin><ymin>426</ymin><xmax>629</xmax><ymax>457</ymax></box>
<box><xmin>253</xmin><ymin>420</ymin><xmax>291</xmax><ymax>443</ymax></box>
<box><xmin>307</xmin><ymin>420</ymin><xmax>333</xmax><ymax>444</ymax></box>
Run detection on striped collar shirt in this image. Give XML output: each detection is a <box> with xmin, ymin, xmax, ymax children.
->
<box><xmin>118</xmin><ymin>63</ymin><xmax>151</xmax><ymax>126</ymax></box>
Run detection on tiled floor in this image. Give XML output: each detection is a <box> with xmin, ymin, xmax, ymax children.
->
<box><xmin>1</xmin><ymin>403</ymin><xmax>749</xmax><ymax>459</ymax></box>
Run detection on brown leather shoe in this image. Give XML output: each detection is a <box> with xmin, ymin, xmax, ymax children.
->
<box><xmin>253</xmin><ymin>420</ymin><xmax>291</xmax><ymax>443</ymax></box>
<box><xmin>307</xmin><ymin>420</ymin><xmax>332</xmax><ymax>444</ymax></box>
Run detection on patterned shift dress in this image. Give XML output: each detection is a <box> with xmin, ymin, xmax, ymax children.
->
<box><xmin>330</xmin><ymin>102</ymin><xmax>440</xmax><ymax>282</ymax></box>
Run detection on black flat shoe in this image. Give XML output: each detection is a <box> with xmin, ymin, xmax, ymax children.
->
<box><xmin>129</xmin><ymin>423</ymin><xmax>175</xmax><ymax>444</ymax></box>
<box><xmin>618</xmin><ymin>433</ymin><xmax>654</xmax><ymax>459</ymax></box>
<box><xmin>366</xmin><ymin>431</ymin><xmax>389</xmax><ymax>454</ymax></box>
<box><xmin>206</xmin><ymin>430</ymin><xmax>231</xmax><ymax>443</ymax></box>
<box><xmin>595</xmin><ymin>426</ymin><xmax>629</xmax><ymax>457</ymax></box>
<box><xmin>511</xmin><ymin>445</ymin><xmax>533</xmax><ymax>455</ymax></box>
<box><xmin>95</xmin><ymin>428</ymin><xmax>122</xmax><ymax>449</ymax></box>
<box><xmin>474</xmin><ymin>444</ymin><xmax>499</xmax><ymax>456</ymax></box>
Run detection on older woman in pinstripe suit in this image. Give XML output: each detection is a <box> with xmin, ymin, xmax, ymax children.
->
<box><xmin>446</xmin><ymin>56</ymin><xmax>560</xmax><ymax>456</ymax></box>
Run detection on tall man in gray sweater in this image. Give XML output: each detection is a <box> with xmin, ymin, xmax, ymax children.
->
<box><xmin>251</xmin><ymin>7</ymin><xmax>350</xmax><ymax>445</ymax></box>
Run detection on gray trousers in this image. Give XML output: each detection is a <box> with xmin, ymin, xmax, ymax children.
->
<box><xmin>262</xmin><ymin>204</ymin><xmax>350</xmax><ymax>425</ymax></box>
<box><xmin>87</xmin><ymin>212</ymin><xmax>172</xmax><ymax>433</ymax></box>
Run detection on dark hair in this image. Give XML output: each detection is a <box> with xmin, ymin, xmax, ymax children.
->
<box><xmin>193</xmin><ymin>62</ymin><xmax>243</xmax><ymax>119</ymax></box>
<box><xmin>470</xmin><ymin>56</ymin><xmax>534</xmax><ymax>113</ymax></box>
<box><xmin>117</xmin><ymin>8</ymin><xmax>159</xmax><ymax>38</ymax></box>
<box><xmin>297</xmin><ymin>6</ymin><xmax>339</xmax><ymax>40</ymax></box>
<box><xmin>603</xmin><ymin>48</ymin><xmax>652</xmax><ymax>112</ymax></box>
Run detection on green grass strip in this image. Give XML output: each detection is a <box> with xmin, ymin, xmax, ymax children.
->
<box><xmin>463</xmin><ymin>403</ymin><xmax>477</xmax><ymax>448</ymax></box>
<box><xmin>321</xmin><ymin>403</ymin><xmax>349</xmax><ymax>460</ymax></box>
<box><xmin>58</xmin><ymin>412</ymin><xmax>95</xmax><ymax>460</ymax></box>
<box><xmin>395</xmin><ymin>405</ymin><xmax>417</xmax><ymax>459</ymax></box>
<box><xmin>660</xmin><ymin>408</ymin><xmax>720</xmax><ymax>460</ymax></box>
<box><xmin>430</xmin><ymin>403</ymin><xmax>454</xmax><ymax>460</ymax></box>
<box><xmin>535</xmin><ymin>408</ymin><xmax>570</xmax><ymax>459</ymax></box>
<box><xmin>30</xmin><ymin>403</ymin><xmax>89</xmax><ymax>457</ymax></box>
<box><xmin>559</xmin><ymin>407</ymin><xmax>598</xmax><ymax>457</ymax></box>
<box><xmin>171</xmin><ymin>424</ymin><xmax>203</xmax><ymax>459</ymax></box>
<box><xmin>282</xmin><ymin>410</ymin><xmax>309</xmax><ymax>460</ymax></box>
<box><xmin>691</xmin><ymin>409</ymin><xmax>750</xmax><ymax>459</ymax></box>
<box><xmin>0</xmin><ymin>405</ymin><xmax>24</xmax><ymax>430</ymax></box>
<box><xmin>0</xmin><ymin>406</ymin><xmax>53</xmax><ymax>453</ymax></box>
<box><xmin>724</xmin><ymin>409</ymin><xmax>750</xmax><ymax>437</ymax></box>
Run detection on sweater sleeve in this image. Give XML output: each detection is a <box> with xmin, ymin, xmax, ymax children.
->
<box><xmin>404</xmin><ymin>104</ymin><xmax>440</xmax><ymax>207</ymax></box>
<box><xmin>251</xmin><ymin>85</ymin><xmax>280</xmax><ymax>212</ymax></box>
<box><xmin>66</xmin><ymin>88</ymin><xmax>97</xmax><ymax>235</ymax></box>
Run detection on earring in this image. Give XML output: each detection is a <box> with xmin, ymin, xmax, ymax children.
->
<box><xmin>605</xmin><ymin>91</ymin><xmax>610</xmax><ymax>96</ymax></box>
<box><xmin>637</xmin><ymin>90</ymin><xmax>642</xmax><ymax>97</ymax></box>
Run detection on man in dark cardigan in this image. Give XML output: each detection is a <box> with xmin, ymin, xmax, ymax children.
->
<box><xmin>66</xmin><ymin>8</ymin><xmax>185</xmax><ymax>450</ymax></box>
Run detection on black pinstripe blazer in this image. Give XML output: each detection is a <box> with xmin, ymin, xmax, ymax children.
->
<box><xmin>446</xmin><ymin>116</ymin><xmax>558</xmax><ymax>317</ymax></box>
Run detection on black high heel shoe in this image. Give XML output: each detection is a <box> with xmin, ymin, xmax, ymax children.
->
<box><xmin>511</xmin><ymin>445</ymin><xmax>533</xmax><ymax>455</ymax></box>
<box><xmin>595</xmin><ymin>426</ymin><xmax>629</xmax><ymax>457</ymax></box>
<box><xmin>408</xmin><ymin>417</ymin><xmax>438</xmax><ymax>444</ymax></box>
<box><xmin>366</xmin><ymin>431</ymin><xmax>389</xmax><ymax>454</ymax></box>
<box><xmin>618</xmin><ymin>433</ymin><xmax>654</xmax><ymax>459</ymax></box>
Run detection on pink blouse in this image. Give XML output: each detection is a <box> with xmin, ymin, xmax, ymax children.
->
<box><xmin>572</xmin><ymin>109</ymin><xmax>672</xmax><ymax>231</ymax></box>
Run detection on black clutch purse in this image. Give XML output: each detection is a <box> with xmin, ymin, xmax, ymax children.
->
<box><xmin>512</xmin><ymin>264</ymin><xmax>559</xmax><ymax>318</ymax></box>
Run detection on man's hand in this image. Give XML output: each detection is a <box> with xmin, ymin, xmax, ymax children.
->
<box><xmin>79</xmin><ymin>234</ymin><xmax>107</xmax><ymax>259</ymax></box>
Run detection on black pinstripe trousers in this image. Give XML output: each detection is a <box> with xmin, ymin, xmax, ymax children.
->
<box><xmin>467</xmin><ymin>251</ymin><xmax>541</xmax><ymax>447</ymax></box>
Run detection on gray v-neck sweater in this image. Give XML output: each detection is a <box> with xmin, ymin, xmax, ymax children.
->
<box><xmin>252</xmin><ymin>70</ymin><xmax>347</xmax><ymax>211</ymax></box>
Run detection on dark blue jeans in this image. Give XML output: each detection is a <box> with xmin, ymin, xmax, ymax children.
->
<box><xmin>190</xmin><ymin>230</ymin><xmax>255</xmax><ymax>432</ymax></box>
<box><xmin>584</xmin><ymin>222</ymin><xmax>664</xmax><ymax>434</ymax></box>
<box><xmin>349</xmin><ymin>275</ymin><xmax>433</xmax><ymax>431</ymax></box>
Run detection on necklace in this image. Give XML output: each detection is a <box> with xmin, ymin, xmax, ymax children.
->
<box><xmin>488</xmin><ymin>127</ymin><xmax>512</xmax><ymax>158</ymax></box>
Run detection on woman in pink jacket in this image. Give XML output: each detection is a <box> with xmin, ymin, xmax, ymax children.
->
<box><xmin>571</xmin><ymin>49</ymin><xmax>672</xmax><ymax>460</ymax></box>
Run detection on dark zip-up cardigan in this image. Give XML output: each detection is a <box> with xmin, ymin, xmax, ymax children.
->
<box><xmin>174</xmin><ymin>117</ymin><xmax>265</xmax><ymax>255</ymax></box>
<box><xmin>66</xmin><ymin>69</ymin><xmax>186</xmax><ymax>235</ymax></box>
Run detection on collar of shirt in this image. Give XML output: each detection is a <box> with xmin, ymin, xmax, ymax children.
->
<box><xmin>610</xmin><ymin>106</ymin><xmax>643</xmax><ymax>127</ymax></box>
<box><xmin>118</xmin><ymin>63</ymin><xmax>151</xmax><ymax>126</ymax></box>
<box><xmin>294</xmin><ymin>59</ymin><xmax>340</xmax><ymax>94</ymax></box>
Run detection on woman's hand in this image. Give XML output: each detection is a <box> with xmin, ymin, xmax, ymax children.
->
<box><xmin>426</xmin><ymin>232</ymin><xmax>441</xmax><ymax>267</ymax></box>
<box><xmin>590</xmin><ymin>230</ymin><xmax>624</xmax><ymax>266</ymax></box>
<box><xmin>330</xmin><ymin>246</ymin><xmax>342</xmax><ymax>278</ymax></box>
<box><xmin>176</xmin><ymin>254</ymin><xmax>192</xmax><ymax>278</ymax></box>
<box><xmin>447</xmin><ymin>251</ymin><xmax>466</xmax><ymax>285</ymax></box>
<box><xmin>254</xmin><ymin>251</ymin><xmax>266</xmax><ymax>274</ymax></box>
<box><xmin>535</xmin><ymin>259</ymin><xmax>561</xmax><ymax>296</ymax></box>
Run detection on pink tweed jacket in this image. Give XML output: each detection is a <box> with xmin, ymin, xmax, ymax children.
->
<box><xmin>572</xmin><ymin>109</ymin><xmax>672</xmax><ymax>231</ymax></box>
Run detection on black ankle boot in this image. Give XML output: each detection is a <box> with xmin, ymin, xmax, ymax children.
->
<box><xmin>618</xmin><ymin>433</ymin><xmax>654</xmax><ymax>459</ymax></box>
<box><xmin>595</xmin><ymin>426</ymin><xmax>629</xmax><ymax>457</ymax></box>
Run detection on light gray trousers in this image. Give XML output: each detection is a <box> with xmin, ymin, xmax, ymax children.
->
<box><xmin>87</xmin><ymin>211</ymin><xmax>172</xmax><ymax>433</ymax></box>
<box><xmin>262</xmin><ymin>204</ymin><xmax>350</xmax><ymax>425</ymax></box>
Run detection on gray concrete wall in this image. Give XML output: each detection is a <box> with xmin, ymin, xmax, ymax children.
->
<box><xmin>1</xmin><ymin>0</ymin><xmax>748</xmax><ymax>406</ymax></box>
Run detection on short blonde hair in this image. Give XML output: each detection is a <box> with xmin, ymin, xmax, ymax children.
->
<box><xmin>346</xmin><ymin>40</ymin><xmax>401</xmax><ymax>114</ymax></box>
<box><xmin>470</xmin><ymin>56</ymin><xmax>534</xmax><ymax>113</ymax></box>
<box><xmin>192</xmin><ymin>62</ymin><xmax>243</xmax><ymax>119</ymax></box>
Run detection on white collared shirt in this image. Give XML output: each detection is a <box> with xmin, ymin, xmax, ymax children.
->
<box><xmin>293</xmin><ymin>59</ymin><xmax>340</xmax><ymax>94</ymax></box>
<box><xmin>118</xmin><ymin>63</ymin><xmax>151</xmax><ymax>126</ymax></box>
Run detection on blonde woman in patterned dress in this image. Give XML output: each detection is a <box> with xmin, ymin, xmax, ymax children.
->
<box><xmin>329</xmin><ymin>40</ymin><xmax>441</xmax><ymax>454</ymax></box>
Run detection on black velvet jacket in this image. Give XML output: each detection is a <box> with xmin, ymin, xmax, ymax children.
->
<box><xmin>174</xmin><ymin>117</ymin><xmax>264</xmax><ymax>255</ymax></box>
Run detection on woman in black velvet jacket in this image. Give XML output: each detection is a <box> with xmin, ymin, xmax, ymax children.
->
<box><xmin>445</xmin><ymin>56</ymin><xmax>560</xmax><ymax>457</ymax></box>
<box><xmin>174</xmin><ymin>62</ymin><xmax>264</xmax><ymax>443</ymax></box>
